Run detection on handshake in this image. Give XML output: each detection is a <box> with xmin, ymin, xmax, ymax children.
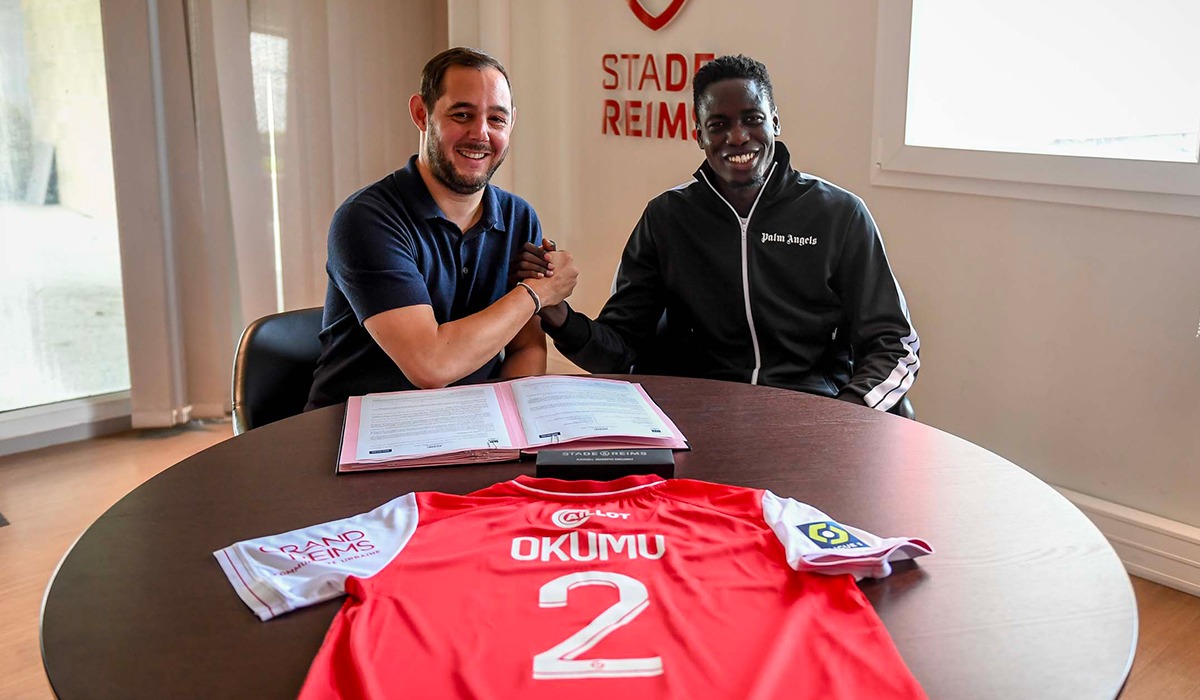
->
<box><xmin>510</xmin><ymin>239</ymin><xmax>576</xmax><ymax>328</ymax></box>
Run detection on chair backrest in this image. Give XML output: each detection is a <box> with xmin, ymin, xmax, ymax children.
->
<box><xmin>891</xmin><ymin>394</ymin><xmax>916</xmax><ymax>420</ymax></box>
<box><xmin>231</xmin><ymin>307</ymin><xmax>324</xmax><ymax>435</ymax></box>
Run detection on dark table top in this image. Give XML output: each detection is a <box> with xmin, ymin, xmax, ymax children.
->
<box><xmin>41</xmin><ymin>375</ymin><xmax>1136</xmax><ymax>699</ymax></box>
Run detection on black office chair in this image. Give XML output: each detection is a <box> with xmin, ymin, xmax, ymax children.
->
<box><xmin>889</xmin><ymin>393</ymin><xmax>916</xmax><ymax>420</ymax></box>
<box><xmin>231</xmin><ymin>307</ymin><xmax>324</xmax><ymax>435</ymax></box>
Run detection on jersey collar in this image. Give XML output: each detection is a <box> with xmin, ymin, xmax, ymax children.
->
<box><xmin>508</xmin><ymin>474</ymin><xmax>665</xmax><ymax>499</ymax></box>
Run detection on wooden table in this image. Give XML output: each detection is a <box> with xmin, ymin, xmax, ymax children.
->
<box><xmin>40</xmin><ymin>376</ymin><xmax>1136</xmax><ymax>698</ymax></box>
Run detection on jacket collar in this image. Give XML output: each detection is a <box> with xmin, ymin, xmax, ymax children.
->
<box><xmin>693</xmin><ymin>140</ymin><xmax>793</xmax><ymax>203</ymax></box>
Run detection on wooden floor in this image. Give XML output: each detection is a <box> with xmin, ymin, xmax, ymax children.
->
<box><xmin>0</xmin><ymin>423</ymin><xmax>1197</xmax><ymax>699</ymax></box>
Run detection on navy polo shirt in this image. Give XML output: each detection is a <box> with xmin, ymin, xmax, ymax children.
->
<box><xmin>306</xmin><ymin>156</ymin><xmax>543</xmax><ymax>409</ymax></box>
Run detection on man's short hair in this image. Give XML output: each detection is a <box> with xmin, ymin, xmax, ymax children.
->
<box><xmin>692</xmin><ymin>55</ymin><xmax>775</xmax><ymax>117</ymax></box>
<box><xmin>420</xmin><ymin>47</ymin><xmax>511</xmax><ymax>109</ymax></box>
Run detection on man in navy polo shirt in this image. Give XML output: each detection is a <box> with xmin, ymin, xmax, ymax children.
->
<box><xmin>306</xmin><ymin>48</ymin><xmax>577</xmax><ymax>409</ymax></box>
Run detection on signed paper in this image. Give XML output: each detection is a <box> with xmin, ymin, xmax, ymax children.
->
<box><xmin>509</xmin><ymin>376</ymin><xmax>673</xmax><ymax>446</ymax></box>
<box><xmin>356</xmin><ymin>385</ymin><xmax>512</xmax><ymax>462</ymax></box>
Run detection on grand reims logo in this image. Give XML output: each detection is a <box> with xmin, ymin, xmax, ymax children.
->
<box><xmin>627</xmin><ymin>0</ymin><xmax>689</xmax><ymax>31</ymax></box>
<box><xmin>259</xmin><ymin>530</ymin><xmax>376</xmax><ymax>562</ymax></box>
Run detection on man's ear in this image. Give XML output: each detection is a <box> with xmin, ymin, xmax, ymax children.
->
<box><xmin>409</xmin><ymin>94</ymin><xmax>428</xmax><ymax>132</ymax></box>
<box><xmin>694</xmin><ymin>125</ymin><xmax>703</xmax><ymax>148</ymax></box>
<box><xmin>772</xmin><ymin>111</ymin><xmax>781</xmax><ymax>136</ymax></box>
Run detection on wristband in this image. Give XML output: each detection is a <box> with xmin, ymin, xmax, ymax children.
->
<box><xmin>516</xmin><ymin>281</ymin><xmax>542</xmax><ymax>315</ymax></box>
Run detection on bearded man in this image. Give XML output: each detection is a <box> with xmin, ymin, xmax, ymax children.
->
<box><xmin>307</xmin><ymin>47</ymin><xmax>577</xmax><ymax>409</ymax></box>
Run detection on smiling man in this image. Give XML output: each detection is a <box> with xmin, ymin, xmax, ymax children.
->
<box><xmin>306</xmin><ymin>47</ymin><xmax>577</xmax><ymax>409</ymax></box>
<box><xmin>528</xmin><ymin>55</ymin><xmax>919</xmax><ymax>412</ymax></box>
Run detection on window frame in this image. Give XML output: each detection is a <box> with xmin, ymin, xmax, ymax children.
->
<box><xmin>871</xmin><ymin>0</ymin><xmax>1200</xmax><ymax>218</ymax></box>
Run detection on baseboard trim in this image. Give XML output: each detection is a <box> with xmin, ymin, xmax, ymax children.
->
<box><xmin>189</xmin><ymin>402</ymin><xmax>229</xmax><ymax>420</ymax></box>
<box><xmin>1054</xmin><ymin>486</ymin><xmax>1200</xmax><ymax>597</ymax></box>
<box><xmin>131</xmin><ymin>404</ymin><xmax>193</xmax><ymax>429</ymax></box>
<box><xmin>0</xmin><ymin>393</ymin><xmax>133</xmax><ymax>458</ymax></box>
<box><xmin>0</xmin><ymin>414</ymin><xmax>132</xmax><ymax>458</ymax></box>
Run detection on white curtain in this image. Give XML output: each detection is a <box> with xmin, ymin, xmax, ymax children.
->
<box><xmin>103</xmin><ymin>0</ymin><xmax>442</xmax><ymax>427</ymax></box>
<box><xmin>248</xmin><ymin>0</ymin><xmax>444</xmax><ymax>311</ymax></box>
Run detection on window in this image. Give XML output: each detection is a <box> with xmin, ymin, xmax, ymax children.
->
<box><xmin>0</xmin><ymin>0</ymin><xmax>130</xmax><ymax>415</ymax></box>
<box><xmin>873</xmin><ymin>0</ymin><xmax>1200</xmax><ymax>217</ymax></box>
<box><xmin>249</xmin><ymin>30</ymin><xmax>290</xmax><ymax>312</ymax></box>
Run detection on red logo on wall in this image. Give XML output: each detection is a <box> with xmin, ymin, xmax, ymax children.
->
<box><xmin>627</xmin><ymin>0</ymin><xmax>689</xmax><ymax>31</ymax></box>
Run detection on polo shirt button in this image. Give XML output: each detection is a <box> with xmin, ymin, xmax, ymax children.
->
<box><xmin>461</xmin><ymin>266</ymin><xmax>469</xmax><ymax>277</ymax></box>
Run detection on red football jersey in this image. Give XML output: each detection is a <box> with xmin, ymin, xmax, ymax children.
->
<box><xmin>216</xmin><ymin>475</ymin><xmax>932</xmax><ymax>699</ymax></box>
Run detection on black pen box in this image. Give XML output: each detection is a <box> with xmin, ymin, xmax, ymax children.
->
<box><xmin>535</xmin><ymin>448</ymin><xmax>675</xmax><ymax>480</ymax></box>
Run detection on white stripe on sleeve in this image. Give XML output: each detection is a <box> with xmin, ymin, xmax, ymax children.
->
<box><xmin>213</xmin><ymin>492</ymin><xmax>419</xmax><ymax>620</ymax></box>
<box><xmin>761</xmin><ymin>490</ymin><xmax>932</xmax><ymax>580</ymax></box>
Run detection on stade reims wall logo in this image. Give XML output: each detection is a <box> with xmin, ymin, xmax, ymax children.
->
<box><xmin>606</xmin><ymin>0</ymin><xmax>708</xmax><ymax>140</ymax></box>
<box><xmin>627</xmin><ymin>0</ymin><xmax>689</xmax><ymax>31</ymax></box>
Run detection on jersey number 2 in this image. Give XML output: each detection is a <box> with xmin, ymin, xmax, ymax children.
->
<box><xmin>532</xmin><ymin>571</ymin><xmax>663</xmax><ymax>680</ymax></box>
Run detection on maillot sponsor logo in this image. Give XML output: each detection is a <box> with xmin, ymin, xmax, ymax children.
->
<box><xmin>551</xmin><ymin>508</ymin><xmax>632</xmax><ymax>528</ymax></box>
<box><xmin>761</xmin><ymin>232</ymin><xmax>818</xmax><ymax>247</ymax></box>
<box><xmin>259</xmin><ymin>530</ymin><xmax>377</xmax><ymax>564</ymax></box>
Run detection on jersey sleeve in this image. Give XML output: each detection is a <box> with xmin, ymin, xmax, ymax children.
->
<box><xmin>761</xmin><ymin>490</ymin><xmax>932</xmax><ymax>580</ymax></box>
<box><xmin>214</xmin><ymin>493</ymin><xmax>419</xmax><ymax>621</ymax></box>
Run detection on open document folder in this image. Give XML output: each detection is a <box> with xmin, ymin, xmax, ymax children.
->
<box><xmin>337</xmin><ymin>375</ymin><xmax>689</xmax><ymax>472</ymax></box>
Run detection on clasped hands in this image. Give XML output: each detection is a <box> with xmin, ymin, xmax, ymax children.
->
<box><xmin>511</xmin><ymin>239</ymin><xmax>574</xmax><ymax>327</ymax></box>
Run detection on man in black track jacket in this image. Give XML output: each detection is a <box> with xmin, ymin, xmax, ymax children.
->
<box><xmin>522</xmin><ymin>55</ymin><xmax>919</xmax><ymax>412</ymax></box>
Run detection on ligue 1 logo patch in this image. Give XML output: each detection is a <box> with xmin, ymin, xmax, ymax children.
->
<box><xmin>798</xmin><ymin>521</ymin><xmax>868</xmax><ymax>550</ymax></box>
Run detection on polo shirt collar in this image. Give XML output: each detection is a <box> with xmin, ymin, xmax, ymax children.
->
<box><xmin>397</xmin><ymin>155</ymin><xmax>506</xmax><ymax>233</ymax></box>
<box><xmin>479</xmin><ymin>183</ymin><xmax>506</xmax><ymax>232</ymax></box>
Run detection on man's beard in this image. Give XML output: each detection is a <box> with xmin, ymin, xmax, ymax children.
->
<box><xmin>426</xmin><ymin>122</ymin><xmax>508</xmax><ymax>195</ymax></box>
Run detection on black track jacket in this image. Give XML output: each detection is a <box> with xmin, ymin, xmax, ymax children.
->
<box><xmin>546</xmin><ymin>142</ymin><xmax>919</xmax><ymax>411</ymax></box>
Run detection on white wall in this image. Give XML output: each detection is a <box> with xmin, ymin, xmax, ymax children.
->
<box><xmin>484</xmin><ymin>1</ymin><xmax>1200</xmax><ymax>530</ymax></box>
